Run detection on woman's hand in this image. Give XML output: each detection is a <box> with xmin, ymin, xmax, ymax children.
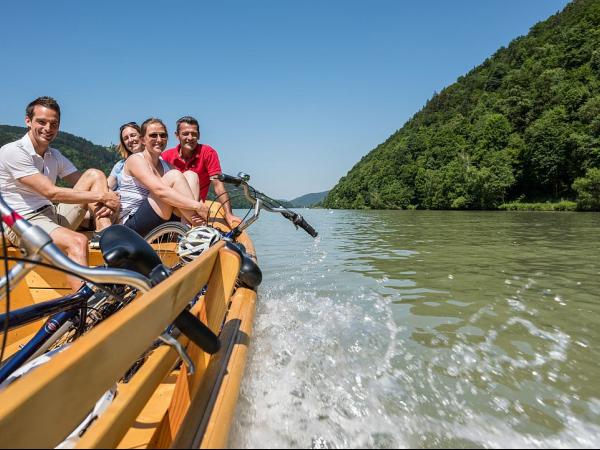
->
<box><xmin>191</xmin><ymin>201</ymin><xmax>210</xmax><ymax>226</ymax></box>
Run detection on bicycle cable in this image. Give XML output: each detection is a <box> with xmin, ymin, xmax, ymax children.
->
<box><xmin>208</xmin><ymin>190</ymin><xmax>253</xmax><ymax>230</ymax></box>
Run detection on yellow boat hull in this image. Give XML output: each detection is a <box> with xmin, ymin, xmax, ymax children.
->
<box><xmin>0</xmin><ymin>214</ymin><xmax>257</xmax><ymax>448</ymax></box>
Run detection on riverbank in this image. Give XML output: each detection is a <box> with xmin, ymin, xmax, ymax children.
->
<box><xmin>498</xmin><ymin>200</ymin><xmax>577</xmax><ymax>211</ymax></box>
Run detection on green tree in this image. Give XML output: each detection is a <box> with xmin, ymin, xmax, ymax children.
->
<box><xmin>573</xmin><ymin>167</ymin><xmax>600</xmax><ymax>210</ymax></box>
<box><xmin>524</xmin><ymin>107</ymin><xmax>571</xmax><ymax>196</ymax></box>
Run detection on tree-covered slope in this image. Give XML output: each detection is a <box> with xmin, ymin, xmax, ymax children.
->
<box><xmin>0</xmin><ymin>125</ymin><xmax>119</xmax><ymax>175</ymax></box>
<box><xmin>324</xmin><ymin>0</ymin><xmax>600</xmax><ymax>210</ymax></box>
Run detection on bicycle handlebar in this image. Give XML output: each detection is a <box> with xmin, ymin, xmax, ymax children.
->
<box><xmin>215</xmin><ymin>173</ymin><xmax>319</xmax><ymax>238</ymax></box>
<box><xmin>216</xmin><ymin>173</ymin><xmax>244</xmax><ymax>187</ymax></box>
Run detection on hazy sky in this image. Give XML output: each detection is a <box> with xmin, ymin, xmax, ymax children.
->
<box><xmin>0</xmin><ymin>0</ymin><xmax>571</xmax><ymax>199</ymax></box>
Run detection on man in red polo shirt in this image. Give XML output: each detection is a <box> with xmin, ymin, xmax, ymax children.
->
<box><xmin>161</xmin><ymin>116</ymin><xmax>240</xmax><ymax>228</ymax></box>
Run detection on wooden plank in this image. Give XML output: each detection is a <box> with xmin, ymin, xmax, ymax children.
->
<box><xmin>149</xmin><ymin>246</ymin><xmax>241</xmax><ymax>448</ymax></box>
<box><xmin>200</xmin><ymin>287</ymin><xmax>257</xmax><ymax>448</ymax></box>
<box><xmin>204</xmin><ymin>246</ymin><xmax>241</xmax><ymax>334</ymax></box>
<box><xmin>28</xmin><ymin>288</ymin><xmax>72</xmax><ymax>302</ymax></box>
<box><xmin>1</xmin><ymin>247</ymin><xmax>104</xmax><ymax>290</ymax></box>
<box><xmin>0</xmin><ymin>281</ymin><xmax>38</xmax><ymax>350</ymax></box>
<box><xmin>75</xmin><ymin>345</ymin><xmax>179</xmax><ymax>449</ymax></box>
<box><xmin>0</xmin><ymin>241</ymin><xmax>223</xmax><ymax>449</ymax></box>
<box><xmin>78</xmin><ymin>297</ymin><xmax>209</xmax><ymax>449</ymax></box>
<box><xmin>24</xmin><ymin>269</ymin><xmax>71</xmax><ymax>289</ymax></box>
<box><xmin>170</xmin><ymin>286</ymin><xmax>257</xmax><ymax>449</ymax></box>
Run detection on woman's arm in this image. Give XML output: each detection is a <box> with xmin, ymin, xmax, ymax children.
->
<box><xmin>107</xmin><ymin>175</ymin><xmax>117</xmax><ymax>191</ymax></box>
<box><xmin>127</xmin><ymin>157</ymin><xmax>204</xmax><ymax>212</ymax></box>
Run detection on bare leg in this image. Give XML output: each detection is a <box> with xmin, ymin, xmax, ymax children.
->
<box><xmin>71</xmin><ymin>169</ymin><xmax>113</xmax><ymax>231</ymax></box>
<box><xmin>49</xmin><ymin>227</ymin><xmax>89</xmax><ymax>292</ymax></box>
<box><xmin>183</xmin><ymin>171</ymin><xmax>200</xmax><ymax>201</ymax></box>
<box><xmin>147</xmin><ymin>170</ymin><xmax>201</xmax><ymax>224</ymax></box>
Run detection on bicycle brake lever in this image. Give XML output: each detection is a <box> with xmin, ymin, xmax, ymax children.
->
<box><xmin>159</xmin><ymin>333</ymin><xmax>195</xmax><ymax>375</ymax></box>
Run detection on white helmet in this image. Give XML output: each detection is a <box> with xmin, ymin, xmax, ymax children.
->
<box><xmin>177</xmin><ymin>226</ymin><xmax>221</xmax><ymax>263</ymax></box>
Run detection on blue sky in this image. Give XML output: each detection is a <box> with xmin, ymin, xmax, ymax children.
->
<box><xmin>0</xmin><ymin>0</ymin><xmax>570</xmax><ymax>199</ymax></box>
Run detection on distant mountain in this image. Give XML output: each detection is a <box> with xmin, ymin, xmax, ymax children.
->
<box><xmin>289</xmin><ymin>190</ymin><xmax>330</xmax><ymax>207</ymax></box>
<box><xmin>324</xmin><ymin>0</ymin><xmax>600</xmax><ymax>210</ymax></box>
<box><xmin>0</xmin><ymin>125</ymin><xmax>119</xmax><ymax>175</ymax></box>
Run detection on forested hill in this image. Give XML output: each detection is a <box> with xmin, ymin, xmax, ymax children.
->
<box><xmin>290</xmin><ymin>191</ymin><xmax>330</xmax><ymax>207</ymax></box>
<box><xmin>0</xmin><ymin>125</ymin><xmax>118</xmax><ymax>175</ymax></box>
<box><xmin>324</xmin><ymin>0</ymin><xmax>600</xmax><ymax>210</ymax></box>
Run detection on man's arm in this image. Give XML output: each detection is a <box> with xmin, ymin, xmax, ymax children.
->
<box><xmin>18</xmin><ymin>173</ymin><xmax>115</xmax><ymax>208</ymax></box>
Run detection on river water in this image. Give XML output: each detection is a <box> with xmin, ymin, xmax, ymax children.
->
<box><xmin>228</xmin><ymin>210</ymin><xmax>600</xmax><ymax>448</ymax></box>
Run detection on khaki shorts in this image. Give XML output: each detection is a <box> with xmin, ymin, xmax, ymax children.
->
<box><xmin>3</xmin><ymin>204</ymin><xmax>87</xmax><ymax>248</ymax></box>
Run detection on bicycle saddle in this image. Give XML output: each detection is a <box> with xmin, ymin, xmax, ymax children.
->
<box><xmin>99</xmin><ymin>225</ymin><xmax>162</xmax><ymax>277</ymax></box>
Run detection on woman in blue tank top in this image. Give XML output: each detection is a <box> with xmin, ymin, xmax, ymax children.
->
<box><xmin>108</xmin><ymin>122</ymin><xmax>144</xmax><ymax>191</ymax></box>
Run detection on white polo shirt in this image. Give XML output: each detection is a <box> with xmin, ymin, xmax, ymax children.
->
<box><xmin>0</xmin><ymin>133</ymin><xmax>78</xmax><ymax>214</ymax></box>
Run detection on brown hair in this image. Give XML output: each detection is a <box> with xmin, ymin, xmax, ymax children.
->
<box><xmin>116</xmin><ymin>122</ymin><xmax>142</xmax><ymax>159</ymax></box>
<box><xmin>176</xmin><ymin>116</ymin><xmax>199</xmax><ymax>133</ymax></box>
<box><xmin>26</xmin><ymin>96</ymin><xmax>61</xmax><ymax>120</ymax></box>
<box><xmin>140</xmin><ymin>117</ymin><xmax>167</xmax><ymax>137</ymax></box>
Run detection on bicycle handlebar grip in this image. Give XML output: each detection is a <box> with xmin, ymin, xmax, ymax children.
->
<box><xmin>216</xmin><ymin>173</ymin><xmax>243</xmax><ymax>186</ymax></box>
<box><xmin>283</xmin><ymin>212</ymin><xmax>318</xmax><ymax>238</ymax></box>
<box><xmin>296</xmin><ymin>215</ymin><xmax>319</xmax><ymax>238</ymax></box>
<box><xmin>174</xmin><ymin>310</ymin><xmax>220</xmax><ymax>354</ymax></box>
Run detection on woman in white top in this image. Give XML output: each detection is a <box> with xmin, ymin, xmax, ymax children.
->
<box><xmin>119</xmin><ymin>117</ymin><xmax>208</xmax><ymax>236</ymax></box>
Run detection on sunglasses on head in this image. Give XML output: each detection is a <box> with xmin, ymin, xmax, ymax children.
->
<box><xmin>120</xmin><ymin>121</ymin><xmax>138</xmax><ymax>131</ymax></box>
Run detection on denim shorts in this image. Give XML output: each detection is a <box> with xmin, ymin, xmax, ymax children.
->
<box><xmin>123</xmin><ymin>199</ymin><xmax>176</xmax><ymax>237</ymax></box>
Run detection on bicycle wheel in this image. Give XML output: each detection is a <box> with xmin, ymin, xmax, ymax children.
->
<box><xmin>144</xmin><ymin>222</ymin><xmax>190</xmax><ymax>269</ymax></box>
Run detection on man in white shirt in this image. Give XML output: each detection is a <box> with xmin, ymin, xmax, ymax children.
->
<box><xmin>0</xmin><ymin>96</ymin><xmax>120</xmax><ymax>291</ymax></box>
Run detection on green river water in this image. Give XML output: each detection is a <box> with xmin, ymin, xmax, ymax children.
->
<box><xmin>229</xmin><ymin>210</ymin><xmax>600</xmax><ymax>448</ymax></box>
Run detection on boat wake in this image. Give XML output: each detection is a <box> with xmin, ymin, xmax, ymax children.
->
<box><xmin>229</xmin><ymin>211</ymin><xmax>600</xmax><ymax>449</ymax></box>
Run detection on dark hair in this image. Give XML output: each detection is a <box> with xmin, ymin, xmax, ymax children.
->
<box><xmin>26</xmin><ymin>96</ymin><xmax>61</xmax><ymax>120</ymax></box>
<box><xmin>176</xmin><ymin>116</ymin><xmax>199</xmax><ymax>133</ymax></box>
<box><xmin>140</xmin><ymin>117</ymin><xmax>168</xmax><ymax>137</ymax></box>
<box><xmin>116</xmin><ymin>122</ymin><xmax>141</xmax><ymax>159</ymax></box>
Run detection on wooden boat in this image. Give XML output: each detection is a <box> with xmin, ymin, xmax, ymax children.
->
<box><xmin>0</xmin><ymin>206</ymin><xmax>257</xmax><ymax>448</ymax></box>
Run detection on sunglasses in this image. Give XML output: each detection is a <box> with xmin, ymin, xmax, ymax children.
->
<box><xmin>119</xmin><ymin>121</ymin><xmax>138</xmax><ymax>131</ymax></box>
<box><xmin>148</xmin><ymin>132</ymin><xmax>168</xmax><ymax>139</ymax></box>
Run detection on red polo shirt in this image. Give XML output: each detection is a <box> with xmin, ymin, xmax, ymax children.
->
<box><xmin>161</xmin><ymin>144</ymin><xmax>222</xmax><ymax>200</ymax></box>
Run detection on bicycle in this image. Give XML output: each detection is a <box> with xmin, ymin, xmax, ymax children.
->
<box><xmin>0</xmin><ymin>195</ymin><xmax>220</xmax><ymax>385</ymax></box>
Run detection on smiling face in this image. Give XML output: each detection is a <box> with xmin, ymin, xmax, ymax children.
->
<box><xmin>25</xmin><ymin>106</ymin><xmax>60</xmax><ymax>152</ymax></box>
<box><xmin>121</xmin><ymin>126</ymin><xmax>143</xmax><ymax>154</ymax></box>
<box><xmin>175</xmin><ymin>122</ymin><xmax>200</xmax><ymax>154</ymax></box>
<box><xmin>142</xmin><ymin>122</ymin><xmax>169</xmax><ymax>156</ymax></box>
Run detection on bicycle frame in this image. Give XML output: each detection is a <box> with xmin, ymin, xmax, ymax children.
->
<box><xmin>0</xmin><ymin>286</ymin><xmax>93</xmax><ymax>384</ymax></box>
<box><xmin>0</xmin><ymin>285</ymin><xmax>92</xmax><ymax>331</ymax></box>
